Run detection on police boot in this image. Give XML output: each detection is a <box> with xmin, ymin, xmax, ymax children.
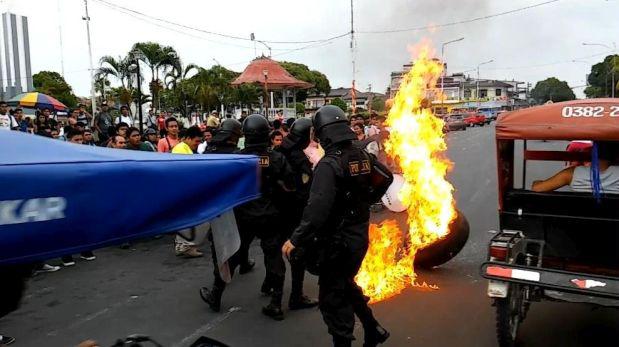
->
<box><xmin>363</xmin><ymin>324</ymin><xmax>390</xmax><ymax>347</ymax></box>
<box><xmin>262</xmin><ymin>291</ymin><xmax>284</xmax><ymax>321</ymax></box>
<box><xmin>199</xmin><ymin>286</ymin><xmax>223</xmax><ymax>313</ymax></box>
<box><xmin>288</xmin><ymin>294</ymin><xmax>318</xmax><ymax>310</ymax></box>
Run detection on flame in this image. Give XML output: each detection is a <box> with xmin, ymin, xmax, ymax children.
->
<box><xmin>355</xmin><ymin>43</ymin><xmax>455</xmax><ymax>303</ymax></box>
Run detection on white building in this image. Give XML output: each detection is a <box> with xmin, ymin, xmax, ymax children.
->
<box><xmin>0</xmin><ymin>12</ymin><xmax>33</xmax><ymax>100</ymax></box>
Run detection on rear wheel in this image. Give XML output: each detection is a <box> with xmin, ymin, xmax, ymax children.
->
<box><xmin>495</xmin><ymin>284</ymin><xmax>527</xmax><ymax>347</ymax></box>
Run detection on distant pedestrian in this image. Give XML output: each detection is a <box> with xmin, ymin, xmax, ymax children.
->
<box><xmin>197</xmin><ymin>127</ymin><xmax>213</xmax><ymax>154</ymax></box>
<box><xmin>126</xmin><ymin>127</ymin><xmax>154</xmax><ymax>151</ymax></box>
<box><xmin>77</xmin><ymin>103</ymin><xmax>92</xmax><ymax>126</ymax></box>
<box><xmin>143</xmin><ymin>128</ymin><xmax>159</xmax><ymax>152</ymax></box>
<box><xmin>270</xmin><ymin>130</ymin><xmax>283</xmax><ymax>149</ymax></box>
<box><xmin>172</xmin><ymin>126</ymin><xmax>206</xmax><ymax>258</ymax></box>
<box><xmin>110</xmin><ymin>135</ymin><xmax>127</xmax><ymax>149</ymax></box>
<box><xmin>13</xmin><ymin>108</ymin><xmax>29</xmax><ymax>132</ymax></box>
<box><xmin>94</xmin><ymin>102</ymin><xmax>113</xmax><ymax>143</ymax></box>
<box><xmin>83</xmin><ymin>128</ymin><xmax>97</xmax><ymax>146</ymax></box>
<box><xmin>0</xmin><ymin>101</ymin><xmax>18</xmax><ymax>130</ymax></box>
<box><xmin>157</xmin><ymin>112</ymin><xmax>166</xmax><ymax>137</ymax></box>
<box><xmin>157</xmin><ymin>117</ymin><xmax>180</xmax><ymax>153</ymax></box>
<box><xmin>206</xmin><ymin>111</ymin><xmax>220</xmax><ymax>128</ymax></box>
<box><xmin>115</xmin><ymin>105</ymin><xmax>134</xmax><ymax>126</ymax></box>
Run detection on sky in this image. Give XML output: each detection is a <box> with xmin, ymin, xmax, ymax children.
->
<box><xmin>3</xmin><ymin>0</ymin><xmax>619</xmax><ymax>99</ymax></box>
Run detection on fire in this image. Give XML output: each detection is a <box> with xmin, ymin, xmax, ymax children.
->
<box><xmin>355</xmin><ymin>44</ymin><xmax>455</xmax><ymax>303</ymax></box>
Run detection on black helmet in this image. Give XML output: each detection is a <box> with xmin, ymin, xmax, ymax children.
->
<box><xmin>282</xmin><ymin>117</ymin><xmax>312</xmax><ymax>150</ymax></box>
<box><xmin>313</xmin><ymin>105</ymin><xmax>355</xmax><ymax>146</ymax></box>
<box><xmin>242</xmin><ymin>114</ymin><xmax>270</xmax><ymax>145</ymax></box>
<box><xmin>211</xmin><ymin>118</ymin><xmax>242</xmax><ymax>143</ymax></box>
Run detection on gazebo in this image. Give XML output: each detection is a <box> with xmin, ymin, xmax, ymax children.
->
<box><xmin>231</xmin><ymin>56</ymin><xmax>313</xmax><ymax>118</ymax></box>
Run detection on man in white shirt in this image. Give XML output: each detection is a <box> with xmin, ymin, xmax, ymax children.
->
<box><xmin>115</xmin><ymin>105</ymin><xmax>134</xmax><ymax>126</ymax></box>
<box><xmin>0</xmin><ymin>101</ymin><xmax>17</xmax><ymax>130</ymax></box>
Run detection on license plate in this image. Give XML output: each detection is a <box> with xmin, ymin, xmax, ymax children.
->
<box><xmin>488</xmin><ymin>280</ymin><xmax>509</xmax><ymax>298</ymax></box>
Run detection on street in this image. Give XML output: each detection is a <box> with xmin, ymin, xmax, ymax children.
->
<box><xmin>2</xmin><ymin>125</ymin><xmax>618</xmax><ymax>347</ymax></box>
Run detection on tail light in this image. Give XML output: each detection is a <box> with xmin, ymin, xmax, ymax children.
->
<box><xmin>490</xmin><ymin>245</ymin><xmax>508</xmax><ymax>261</ymax></box>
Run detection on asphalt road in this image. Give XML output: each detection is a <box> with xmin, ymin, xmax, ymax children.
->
<box><xmin>2</xmin><ymin>125</ymin><xmax>618</xmax><ymax>347</ymax></box>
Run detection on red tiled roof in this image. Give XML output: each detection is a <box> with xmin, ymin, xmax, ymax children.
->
<box><xmin>231</xmin><ymin>57</ymin><xmax>313</xmax><ymax>90</ymax></box>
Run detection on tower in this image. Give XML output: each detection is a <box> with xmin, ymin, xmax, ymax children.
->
<box><xmin>0</xmin><ymin>11</ymin><xmax>33</xmax><ymax>100</ymax></box>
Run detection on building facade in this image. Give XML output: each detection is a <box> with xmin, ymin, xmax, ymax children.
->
<box><xmin>0</xmin><ymin>12</ymin><xmax>33</xmax><ymax>100</ymax></box>
<box><xmin>305</xmin><ymin>87</ymin><xmax>386</xmax><ymax>114</ymax></box>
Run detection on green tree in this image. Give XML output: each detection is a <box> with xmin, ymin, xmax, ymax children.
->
<box><xmin>32</xmin><ymin>71</ymin><xmax>78</xmax><ymax>107</ymax></box>
<box><xmin>280</xmin><ymin>61</ymin><xmax>331</xmax><ymax>100</ymax></box>
<box><xmin>131</xmin><ymin>42</ymin><xmax>179</xmax><ymax>109</ymax></box>
<box><xmin>330</xmin><ymin>97</ymin><xmax>348</xmax><ymax>112</ymax></box>
<box><xmin>370</xmin><ymin>96</ymin><xmax>386</xmax><ymax>112</ymax></box>
<box><xmin>295</xmin><ymin>102</ymin><xmax>305</xmax><ymax>115</ymax></box>
<box><xmin>530</xmin><ymin>77</ymin><xmax>575</xmax><ymax>104</ymax></box>
<box><xmin>584</xmin><ymin>55</ymin><xmax>619</xmax><ymax>98</ymax></box>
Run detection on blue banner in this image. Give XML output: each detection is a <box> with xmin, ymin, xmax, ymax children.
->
<box><xmin>0</xmin><ymin>131</ymin><xmax>259</xmax><ymax>265</ymax></box>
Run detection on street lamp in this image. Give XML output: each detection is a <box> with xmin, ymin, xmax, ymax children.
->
<box><xmin>441</xmin><ymin>37</ymin><xmax>464</xmax><ymax>98</ymax></box>
<box><xmin>130</xmin><ymin>49</ymin><xmax>145</xmax><ymax>133</ymax></box>
<box><xmin>582</xmin><ymin>42</ymin><xmax>617</xmax><ymax>97</ymax></box>
<box><xmin>250</xmin><ymin>33</ymin><xmax>272</xmax><ymax>57</ymax></box>
<box><xmin>476</xmin><ymin>59</ymin><xmax>494</xmax><ymax>107</ymax></box>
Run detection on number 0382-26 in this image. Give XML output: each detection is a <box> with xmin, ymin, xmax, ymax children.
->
<box><xmin>561</xmin><ymin>106</ymin><xmax>619</xmax><ymax>118</ymax></box>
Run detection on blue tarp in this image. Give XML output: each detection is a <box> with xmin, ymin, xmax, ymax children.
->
<box><xmin>0</xmin><ymin>131</ymin><xmax>259</xmax><ymax>265</ymax></box>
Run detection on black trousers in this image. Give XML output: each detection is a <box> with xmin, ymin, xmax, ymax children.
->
<box><xmin>318</xmin><ymin>240</ymin><xmax>378</xmax><ymax>342</ymax></box>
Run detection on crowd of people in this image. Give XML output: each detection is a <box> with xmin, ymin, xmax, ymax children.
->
<box><xmin>1</xmin><ymin>101</ymin><xmax>393</xmax><ymax>347</ymax></box>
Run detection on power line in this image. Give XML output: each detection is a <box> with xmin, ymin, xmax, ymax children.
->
<box><xmin>357</xmin><ymin>0</ymin><xmax>562</xmax><ymax>34</ymax></box>
<box><xmin>92</xmin><ymin>0</ymin><xmax>349</xmax><ymax>45</ymax></box>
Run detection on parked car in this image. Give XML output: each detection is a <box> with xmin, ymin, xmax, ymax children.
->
<box><xmin>444</xmin><ymin>114</ymin><xmax>467</xmax><ymax>131</ymax></box>
<box><xmin>464</xmin><ymin>113</ymin><xmax>486</xmax><ymax>127</ymax></box>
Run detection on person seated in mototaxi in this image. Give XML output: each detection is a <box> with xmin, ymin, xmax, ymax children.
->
<box><xmin>532</xmin><ymin>142</ymin><xmax>619</xmax><ymax>194</ymax></box>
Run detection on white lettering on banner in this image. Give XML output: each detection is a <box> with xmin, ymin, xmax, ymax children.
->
<box><xmin>0</xmin><ymin>197</ymin><xmax>67</xmax><ymax>225</ymax></box>
<box><xmin>562</xmin><ymin>105</ymin><xmax>619</xmax><ymax>118</ymax></box>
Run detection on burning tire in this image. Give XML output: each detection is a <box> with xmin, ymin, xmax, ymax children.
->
<box><xmin>414</xmin><ymin>209</ymin><xmax>469</xmax><ymax>269</ymax></box>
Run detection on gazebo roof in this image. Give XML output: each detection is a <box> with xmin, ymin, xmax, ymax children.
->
<box><xmin>231</xmin><ymin>56</ymin><xmax>313</xmax><ymax>90</ymax></box>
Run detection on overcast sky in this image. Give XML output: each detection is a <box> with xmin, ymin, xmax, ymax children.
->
<box><xmin>4</xmin><ymin>0</ymin><xmax>619</xmax><ymax>98</ymax></box>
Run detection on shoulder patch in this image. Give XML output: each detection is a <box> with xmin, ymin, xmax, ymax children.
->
<box><xmin>259</xmin><ymin>156</ymin><xmax>270</xmax><ymax>167</ymax></box>
<box><xmin>349</xmin><ymin>159</ymin><xmax>371</xmax><ymax>176</ymax></box>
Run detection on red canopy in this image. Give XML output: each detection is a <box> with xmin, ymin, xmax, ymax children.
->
<box><xmin>231</xmin><ymin>57</ymin><xmax>313</xmax><ymax>90</ymax></box>
<box><xmin>496</xmin><ymin>98</ymin><xmax>619</xmax><ymax>141</ymax></box>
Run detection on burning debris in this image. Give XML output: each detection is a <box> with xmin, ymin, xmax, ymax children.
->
<box><xmin>355</xmin><ymin>43</ymin><xmax>456</xmax><ymax>303</ymax></box>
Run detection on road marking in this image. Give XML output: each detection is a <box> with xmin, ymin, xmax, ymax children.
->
<box><xmin>172</xmin><ymin>306</ymin><xmax>241</xmax><ymax>347</ymax></box>
<box><xmin>47</xmin><ymin>296</ymin><xmax>140</xmax><ymax>337</ymax></box>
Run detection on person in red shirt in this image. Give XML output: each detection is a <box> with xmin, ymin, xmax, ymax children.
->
<box><xmin>157</xmin><ymin>117</ymin><xmax>180</xmax><ymax>153</ymax></box>
<box><xmin>157</xmin><ymin>112</ymin><xmax>166</xmax><ymax>137</ymax></box>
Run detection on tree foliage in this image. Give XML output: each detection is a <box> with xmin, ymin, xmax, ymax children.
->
<box><xmin>370</xmin><ymin>96</ymin><xmax>386</xmax><ymax>112</ymax></box>
<box><xmin>584</xmin><ymin>55</ymin><xmax>619</xmax><ymax>98</ymax></box>
<box><xmin>33</xmin><ymin>71</ymin><xmax>78</xmax><ymax>107</ymax></box>
<box><xmin>330</xmin><ymin>97</ymin><xmax>348</xmax><ymax>112</ymax></box>
<box><xmin>280</xmin><ymin>61</ymin><xmax>331</xmax><ymax>100</ymax></box>
<box><xmin>530</xmin><ymin>77</ymin><xmax>575</xmax><ymax>104</ymax></box>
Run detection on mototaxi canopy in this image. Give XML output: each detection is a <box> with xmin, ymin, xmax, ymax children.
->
<box><xmin>0</xmin><ymin>131</ymin><xmax>259</xmax><ymax>265</ymax></box>
<box><xmin>496</xmin><ymin>98</ymin><xmax>619</xmax><ymax>141</ymax></box>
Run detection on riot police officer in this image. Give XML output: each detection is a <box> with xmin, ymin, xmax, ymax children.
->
<box><xmin>276</xmin><ymin>118</ymin><xmax>318</xmax><ymax>310</ymax></box>
<box><xmin>282</xmin><ymin>105</ymin><xmax>391</xmax><ymax>347</ymax></box>
<box><xmin>208</xmin><ymin>114</ymin><xmax>294</xmax><ymax>320</ymax></box>
<box><xmin>206</xmin><ymin>118</ymin><xmax>242</xmax><ymax>154</ymax></box>
<box><xmin>200</xmin><ymin>118</ymin><xmax>259</xmax><ymax>312</ymax></box>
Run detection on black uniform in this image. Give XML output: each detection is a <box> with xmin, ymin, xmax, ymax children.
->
<box><xmin>277</xmin><ymin>118</ymin><xmax>318</xmax><ymax>308</ymax></box>
<box><xmin>288</xmin><ymin>105</ymin><xmax>390</xmax><ymax>347</ymax></box>
<box><xmin>236</xmin><ymin>143</ymin><xmax>294</xmax><ymax>318</ymax></box>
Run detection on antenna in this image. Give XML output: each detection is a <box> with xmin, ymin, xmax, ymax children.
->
<box><xmin>57</xmin><ymin>0</ymin><xmax>65</xmax><ymax>77</ymax></box>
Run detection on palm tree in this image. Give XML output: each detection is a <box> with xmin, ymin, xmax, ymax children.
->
<box><xmin>98</xmin><ymin>55</ymin><xmax>132</xmax><ymax>89</ymax></box>
<box><xmin>132</xmin><ymin>42</ymin><xmax>179</xmax><ymax>109</ymax></box>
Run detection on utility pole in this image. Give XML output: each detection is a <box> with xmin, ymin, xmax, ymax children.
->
<box><xmin>476</xmin><ymin>60</ymin><xmax>493</xmax><ymax>108</ymax></box>
<box><xmin>82</xmin><ymin>0</ymin><xmax>96</xmax><ymax>124</ymax></box>
<box><xmin>57</xmin><ymin>0</ymin><xmax>65</xmax><ymax>77</ymax></box>
<box><xmin>350</xmin><ymin>0</ymin><xmax>356</xmax><ymax>113</ymax></box>
<box><xmin>440</xmin><ymin>38</ymin><xmax>464</xmax><ymax>112</ymax></box>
